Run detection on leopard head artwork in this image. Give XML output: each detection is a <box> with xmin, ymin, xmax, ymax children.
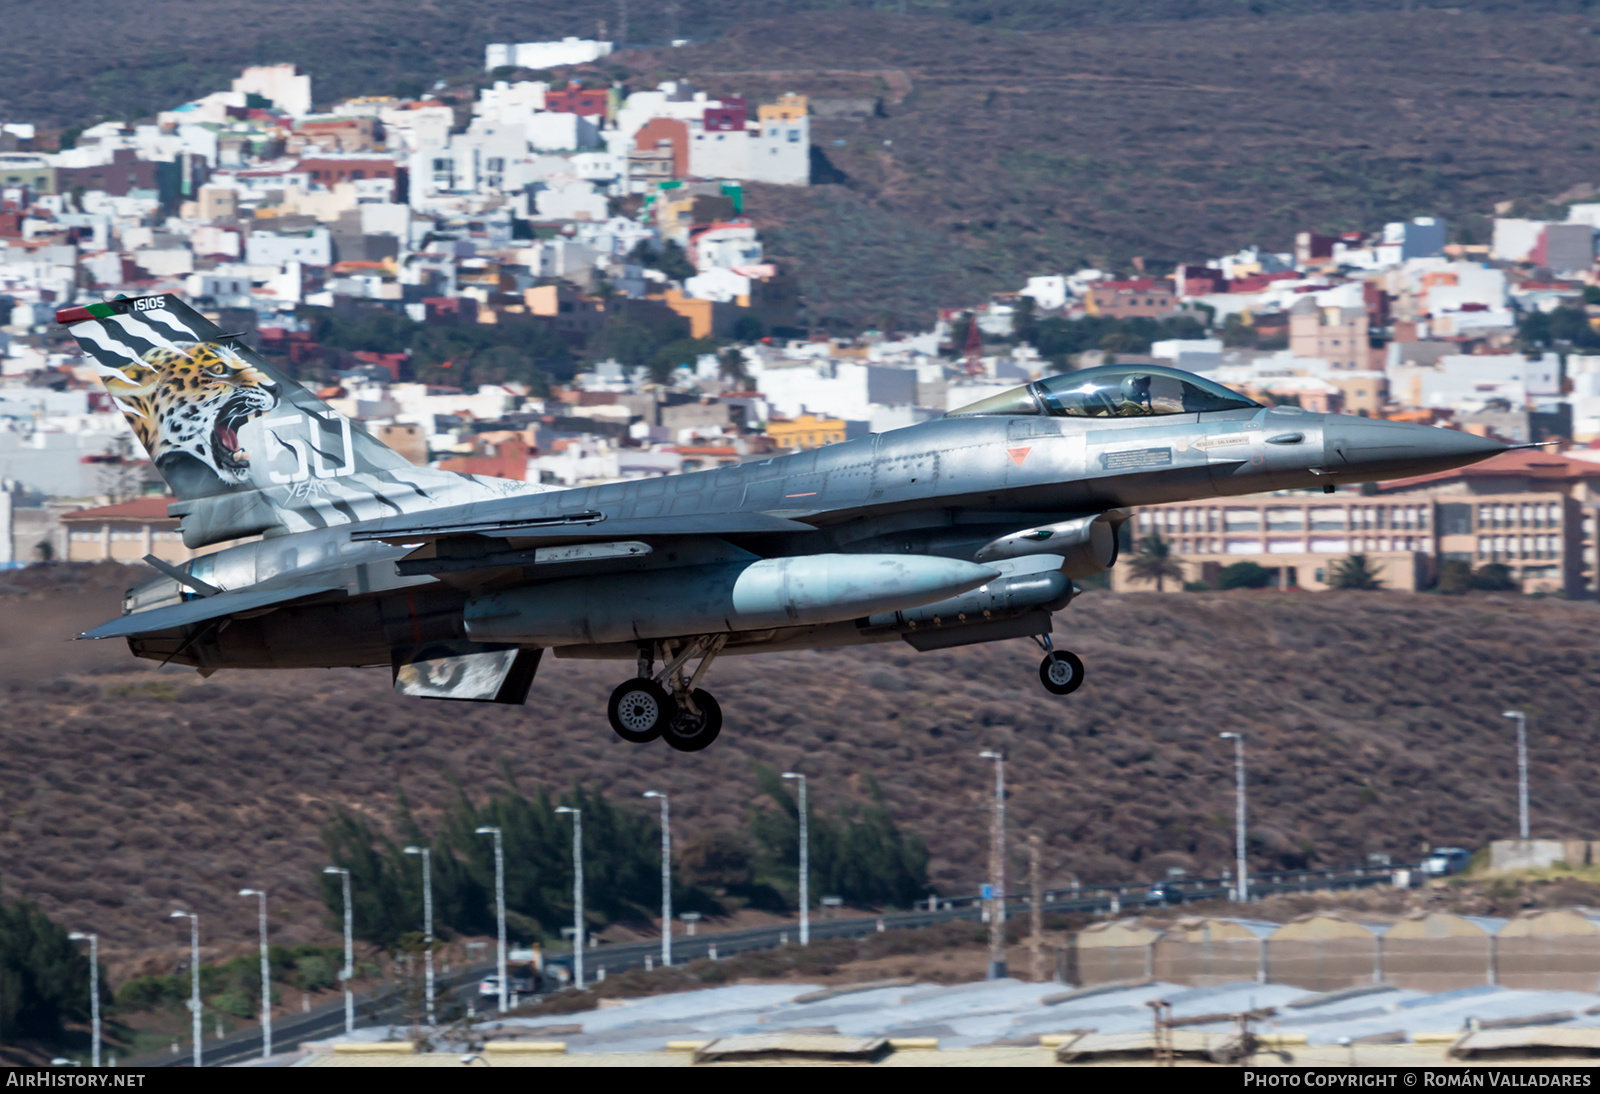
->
<box><xmin>104</xmin><ymin>342</ymin><xmax>279</xmax><ymax>487</ymax></box>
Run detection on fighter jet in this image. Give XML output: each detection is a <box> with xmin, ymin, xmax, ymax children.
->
<box><xmin>60</xmin><ymin>294</ymin><xmax>1505</xmax><ymax>752</ymax></box>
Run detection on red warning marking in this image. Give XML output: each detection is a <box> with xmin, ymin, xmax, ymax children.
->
<box><xmin>784</xmin><ymin>492</ymin><xmax>818</xmax><ymax>498</ymax></box>
<box><xmin>1007</xmin><ymin>447</ymin><xmax>1032</xmax><ymax>466</ymax></box>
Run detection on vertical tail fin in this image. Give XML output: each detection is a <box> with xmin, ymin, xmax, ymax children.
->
<box><xmin>60</xmin><ymin>294</ymin><xmax>536</xmax><ymax>547</ymax></box>
<box><xmin>60</xmin><ymin>294</ymin><xmax>412</xmax><ymax>501</ymax></box>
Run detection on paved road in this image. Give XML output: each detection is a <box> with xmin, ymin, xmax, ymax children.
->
<box><xmin>133</xmin><ymin>861</ymin><xmax>1413</xmax><ymax>1065</ymax></box>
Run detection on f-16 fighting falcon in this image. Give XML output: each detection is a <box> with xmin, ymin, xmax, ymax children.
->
<box><xmin>61</xmin><ymin>294</ymin><xmax>1507</xmax><ymax>752</ymax></box>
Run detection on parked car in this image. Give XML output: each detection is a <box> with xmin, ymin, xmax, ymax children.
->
<box><xmin>478</xmin><ymin>972</ymin><xmax>535</xmax><ymax>998</ymax></box>
<box><xmin>1421</xmin><ymin>847</ymin><xmax>1472</xmax><ymax>876</ymax></box>
<box><xmin>1142</xmin><ymin>882</ymin><xmax>1185</xmax><ymax>907</ymax></box>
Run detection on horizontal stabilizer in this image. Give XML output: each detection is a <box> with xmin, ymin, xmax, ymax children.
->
<box><xmin>80</xmin><ymin>581</ymin><xmax>346</xmax><ymax>639</ymax></box>
<box><xmin>350</xmin><ymin>508</ymin><xmax>817</xmax><ymax>545</ymax></box>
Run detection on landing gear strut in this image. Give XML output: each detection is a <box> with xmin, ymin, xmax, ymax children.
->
<box><xmin>1032</xmin><ymin>634</ymin><xmax>1085</xmax><ymax>696</ymax></box>
<box><xmin>606</xmin><ymin>636</ymin><xmax>726</xmax><ymax>751</ymax></box>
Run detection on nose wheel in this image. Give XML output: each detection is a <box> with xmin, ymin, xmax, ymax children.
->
<box><xmin>1039</xmin><ymin>650</ymin><xmax>1085</xmax><ymax>695</ymax></box>
<box><xmin>1030</xmin><ymin>634</ymin><xmax>1084</xmax><ymax>696</ymax></box>
<box><xmin>608</xmin><ymin>636</ymin><xmax>727</xmax><ymax>750</ymax></box>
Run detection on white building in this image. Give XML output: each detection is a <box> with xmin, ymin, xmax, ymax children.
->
<box><xmin>1492</xmin><ymin>219</ymin><xmax>1545</xmax><ymax>264</ymax></box>
<box><xmin>524</xmin><ymin>113</ymin><xmax>601</xmax><ymax>152</ymax></box>
<box><xmin>693</xmin><ymin>222</ymin><xmax>761</xmax><ymax>270</ymax></box>
<box><xmin>613</xmin><ymin>83</ymin><xmax>726</xmax><ymax>146</ymax></box>
<box><xmin>232</xmin><ymin>65</ymin><xmax>313</xmax><ymax>118</ymax></box>
<box><xmin>531</xmin><ymin>180</ymin><xmax>607</xmax><ymax>221</ymax></box>
<box><xmin>245</xmin><ymin>227</ymin><xmax>332</xmax><ymax>267</ymax></box>
<box><xmin>1387</xmin><ymin>353</ymin><xmax>1550</xmax><ymax>411</ymax></box>
<box><xmin>1150</xmin><ymin>338</ymin><xmax>1225</xmax><ymax>372</ymax></box>
<box><xmin>753</xmin><ymin>360</ymin><xmax>917</xmax><ymax>421</ymax></box>
<box><xmin>475</xmin><ymin>80</ymin><xmax>548</xmax><ymax>125</ymax></box>
<box><xmin>687</xmin><ymin>115</ymin><xmax>809</xmax><ymax>186</ymax></box>
<box><xmin>1019</xmin><ymin>275</ymin><xmax>1069</xmax><ymax>312</ymax></box>
<box><xmin>485</xmin><ymin>39</ymin><xmax>613</xmax><ymax>72</ymax></box>
<box><xmin>379</xmin><ymin>103</ymin><xmax>455</xmax><ymax>152</ymax></box>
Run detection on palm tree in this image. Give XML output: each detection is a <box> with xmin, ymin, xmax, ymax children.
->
<box><xmin>1328</xmin><ymin>553</ymin><xmax>1384</xmax><ymax>590</ymax></box>
<box><xmin>1126</xmin><ymin>532</ymin><xmax>1185</xmax><ymax>592</ymax></box>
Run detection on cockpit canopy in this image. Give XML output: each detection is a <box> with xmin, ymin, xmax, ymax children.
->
<box><xmin>947</xmin><ymin>364</ymin><xmax>1260</xmax><ymax>419</ymax></box>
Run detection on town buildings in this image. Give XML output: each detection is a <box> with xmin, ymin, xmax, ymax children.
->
<box><xmin>4</xmin><ymin>50</ymin><xmax>1600</xmax><ymax>602</ymax></box>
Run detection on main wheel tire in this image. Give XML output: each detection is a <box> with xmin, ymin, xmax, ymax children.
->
<box><xmin>662</xmin><ymin>689</ymin><xmax>722</xmax><ymax>752</ymax></box>
<box><xmin>607</xmin><ymin>679</ymin><xmax>675</xmax><ymax>743</ymax></box>
<box><xmin>1039</xmin><ymin>650</ymin><xmax>1085</xmax><ymax>695</ymax></box>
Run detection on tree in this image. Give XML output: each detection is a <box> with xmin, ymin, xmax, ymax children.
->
<box><xmin>748</xmin><ymin>766</ymin><xmax>929</xmax><ymax>909</ymax></box>
<box><xmin>944</xmin><ymin>311</ymin><xmax>978</xmax><ymax>359</ymax></box>
<box><xmin>1435</xmin><ymin>558</ymin><xmax>1473</xmax><ymax>595</ymax></box>
<box><xmin>1125</xmin><ymin>532</ymin><xmax>1184</xmax><ymax>592</ymax></box>
<box><xmin>1327</xmin><ymin>553</ymin><xmax>1384</xmax><ymax>590</ymax></box>
<box><xmin>731</xmin><ymin>314</ymin><xmax>765</xmax><ymax>343</ymax></box>
<box><xmin>0</xmin><ymin>895</ymin><xmax>96</xmax><ymax>1042</ymax></box>
<box><xmin>649</xmin><ymin>336</ymin><xmax>718</xmax><ymax>385</ymax></box>
<box><xmin>628</xmin><ymin>239</ymin><xmax>695</xmax><ymax>282</ymax></box>
<box><xmin>718</xmin><ymin>348</ymin><xmax>749</xmax><ymax>384</ymax></box>
<box><xmin>1217</xmin><ymin>561</ymin><xmax>1272</xmax><ymax>589</ymax></box>
<box><xmin>1011</xmin><ymin>294</ymin><xmax>1039</xmax><ymax>345</ymax></box>
<box><xmin>319</xmin><ymin>780</ymin><xmax>717</xmax><ymax>946</ymax></box>
<box><xmin>1471</xmin><ymin>563</ymin><xmax>1519</xmax><ymax>591</ymax></box>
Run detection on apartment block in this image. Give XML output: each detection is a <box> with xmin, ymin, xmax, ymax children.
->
<box><xmin>1113</xmin><ymin>450</ymin><xmax>1600</xmax><ymax>597</ymax></box>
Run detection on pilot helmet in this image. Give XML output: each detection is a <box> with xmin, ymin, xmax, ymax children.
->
<box><xmin>1119</xmin><ymin>373</ymin><xmax>1154</xmax><ymax>402</ymax></box>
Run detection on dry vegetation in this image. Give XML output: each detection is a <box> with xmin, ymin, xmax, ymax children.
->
<box><xmin>1</xmin><ymin>564</ymin><xmax>1597</xmax><ymax>979</ymax></box>
<box><xmin>682</xmin><ymin>8</ymin><xmax>1600</xmax><ymax>323</ymax></box>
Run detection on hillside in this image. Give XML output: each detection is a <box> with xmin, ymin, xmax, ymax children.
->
<box><xmin>3</xmin><ymin>563</ymin><xmax>1598</xmax><ymax>976</ymax></box>
<box><xmin>680</xmin><ymin>9</ymin><xmax>1600</xmax><ymax>323</ymax></box>
<box><xmin>4</xmin><ymin>7</ymin><xmax>1600</xmax><ymax>323</ymax></box>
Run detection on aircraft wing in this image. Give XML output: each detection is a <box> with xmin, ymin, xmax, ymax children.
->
<box><xmin>348</xmin><ymin>507</ymin><xmax>817</xmax><ymax>545</ymax></box>
<box><xmin>80</xmin><ymin>581</ymin><xmax>347</xmax><ymax>640</ymax></box>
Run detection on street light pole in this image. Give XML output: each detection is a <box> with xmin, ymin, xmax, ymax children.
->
<box><xmin>67</xmin><ymin>932</ymin><xmax>98</xmax><ymax>1067</ymax></box>
<box><xmin>1502</xmin><ymin>710</ymin><xmax>1530</xmax><ymax>841</ymax></box>
<box><xmin>554</xmin><ymin>807</ymin><xmax>585</xmax><ymax>989</ymax></box>
<box><xmin>169</xmin><ymin>911</ymin><xmax>201</xmax><ymax>1067</ymax></box>
<box><xmin>238</xmin><ymin>889</ymin><xmax>272</xmax><ymax>1059</ymax></box>
<box><xmin>643</xmin><ymin>791</ymin><xmax>671</xmax><ymax>967</ymax></box>
<box><xmin>1220</xmin><ymin>732</ymin><xmax>1247</xmax><ymax>902</ymax></box>
<box><xmin>322</xmin><ymin>867</ymin><xmax>354</xmax><ymax>1034</ymax></box>
<box><xmin>782</xmin><ymin>773</ymin><xmax>808</xmax><ymax>946</ymax></box>
<box><xmin>474</xmin><ymin>827</ymin><xmax>507</xmax><ymax>1014</ymax></box>
<box><xmin>403</xmin><ymin>845</ymin><xmax>435</xmax><ymax>1026</ymax></box>
<box><xmin>979</xmin><ymin>750</ymin><xmax>1006</xmax><ymax>979</ymax></box>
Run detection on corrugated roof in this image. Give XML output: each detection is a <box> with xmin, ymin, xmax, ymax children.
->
<box><xmin>462</xmin><ymin>978</ymin><xmax>1600</xmax><ymax>1054</ymax></box>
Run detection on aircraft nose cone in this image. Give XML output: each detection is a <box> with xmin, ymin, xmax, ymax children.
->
<box><xmin>1325</xmin><ymin>417</ymin><xmax>1507</xmax><ymax>479</ymax></box>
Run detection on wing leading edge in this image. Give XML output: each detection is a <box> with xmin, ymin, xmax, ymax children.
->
<box><xmin>80</xmin><ymin>582</ymin><xmax>347</xmax><ymax>640</ymax></box>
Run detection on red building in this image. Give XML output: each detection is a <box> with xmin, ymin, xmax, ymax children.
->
<box><xmin>632</xmin><ymin>118</ymin><xmax>690</xmax><ymax>180</ymax></box>
<box><xmin>703</xmin><ymin>99</ymin><xmax>747</xmax><ymax>132</ymax></box>
<box><xmin>296</xmin><ymin>156</ymin><xmax>402</xmax><ymax>186</ymax></box>
<box><xmin>544</xmin><ymin>81</ymin><xmax>608</xmax><ymax>118</ymax></box>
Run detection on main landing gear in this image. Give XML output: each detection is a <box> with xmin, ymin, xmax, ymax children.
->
<box><xmin>607</xmin><ymin>636</ymin><xmax>727</xmax><ymax>752</ymax></box>
<box><xmin>1032</xmin><ymin>634</ymin><xmax>1085</xmax><ymax>696</ymax></box>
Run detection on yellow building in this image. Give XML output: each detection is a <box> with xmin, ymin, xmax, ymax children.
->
<box><xmin>757</xmin><ymin>93</ymin><xmax>809</xmax><ymax>124</ymax></box>
<box><xmin>767</xmin><ymin>413</ymin><xmax>848</xmax><ymax>451</ymax></box>
<box><xmin>0</xmin><ymin>153</ymin><xmax>54</xmax><ymax>194</ymax></box>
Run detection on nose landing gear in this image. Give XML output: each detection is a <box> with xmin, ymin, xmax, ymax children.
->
<box><xmin>1032</xmin><ymin>634</ymin><xmax>1085</xmax><ymax>695</ymax></box>
<box><xmin>606</xmin><ymin>636</ymin><xmax>727</xmax><ymax>751</ymax></box>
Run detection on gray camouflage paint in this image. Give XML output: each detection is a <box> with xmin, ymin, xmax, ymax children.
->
<box><xmin>68</xmin><ymin>294</ymin><xmax>1505</xmax><ymax>678</ymax></box>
